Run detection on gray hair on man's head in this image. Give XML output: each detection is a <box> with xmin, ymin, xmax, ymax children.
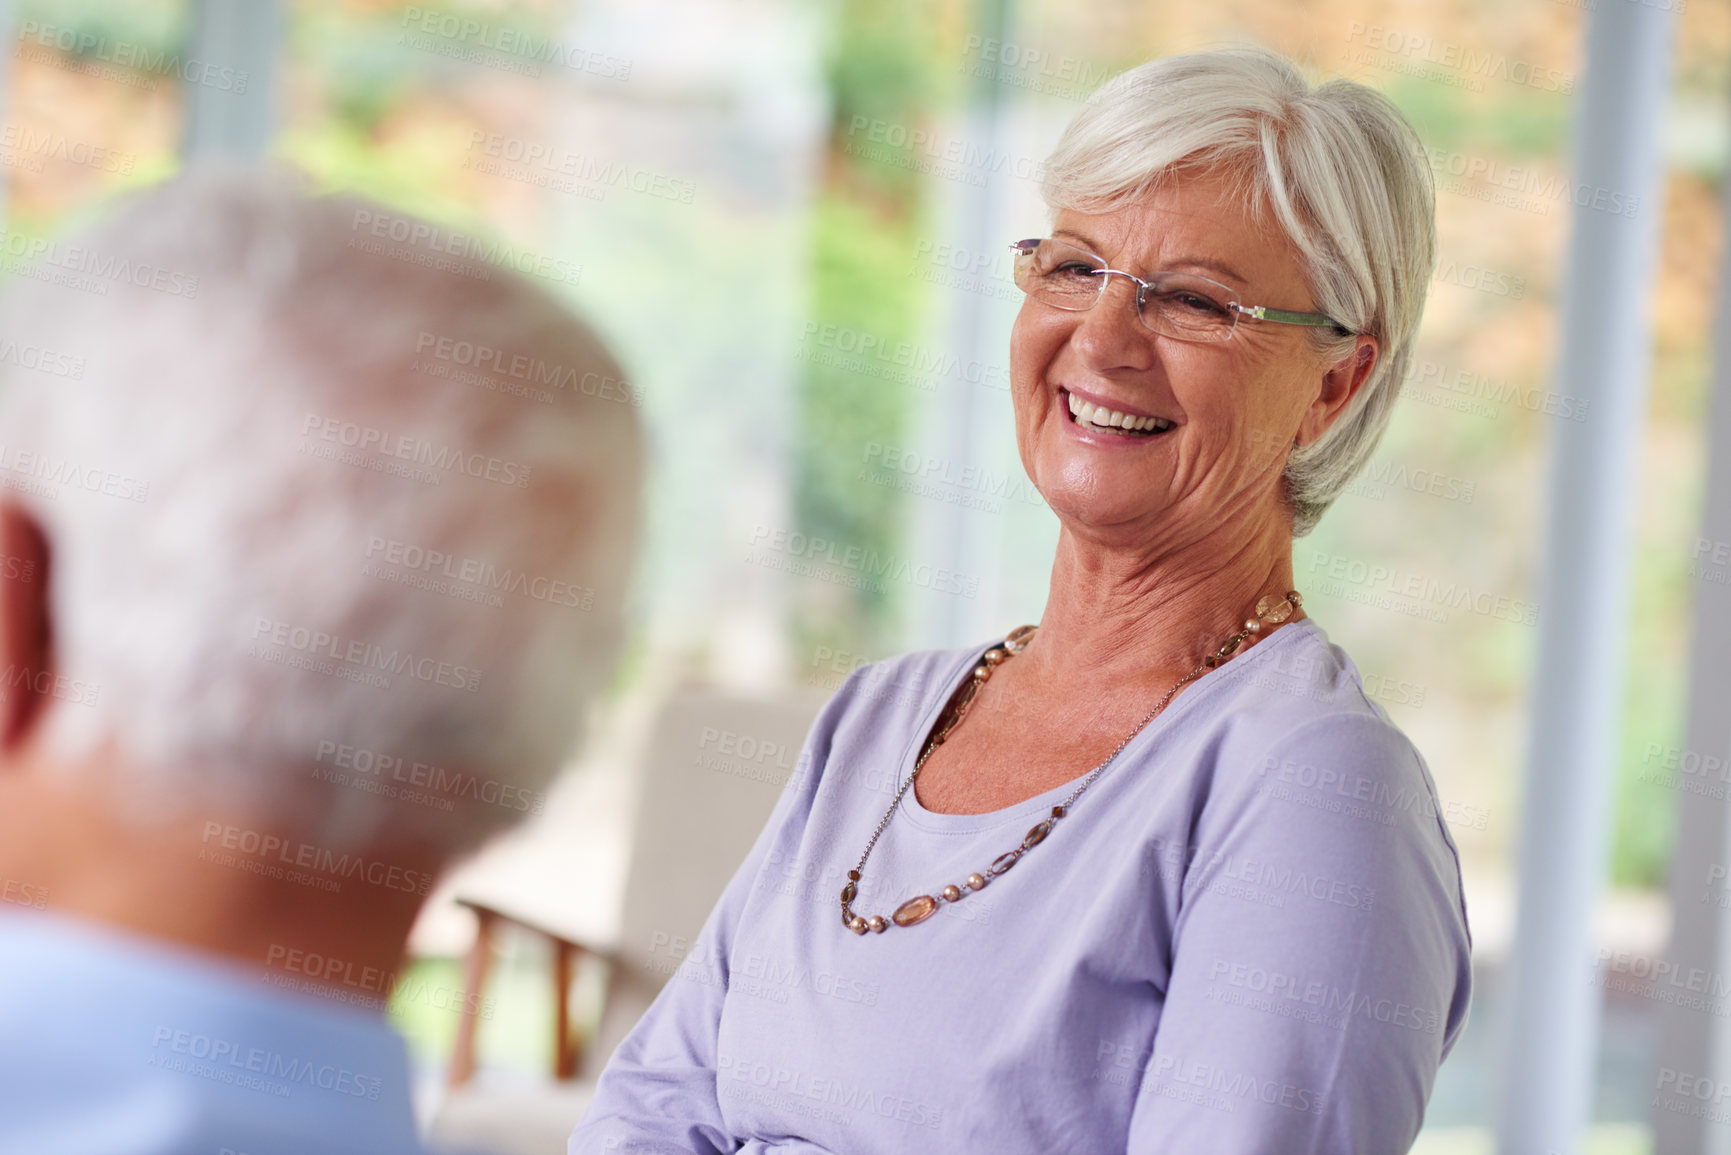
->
<box><xmin>1041</xmin><ymin>47</ymin><xmax>1436</xmax><ymax>537</ymax></box>
<box><xmin>0</xmin><ymin>165</ymin><xmax>641</xmax><ymax>857</ymax></box>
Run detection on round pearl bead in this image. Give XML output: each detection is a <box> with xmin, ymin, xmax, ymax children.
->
<box><xmin>942</xmin><ymin>884</ymin><xmax>962</xmax><ymax>902</ymax></box>
<box><xmin>868</xmin><ymin>916</ymin><xmax>887</xmax><ymax>933</ymax></box>
<box><xmin>966</xmin><ymin>873</ymin><xmax>986</xmax><ymax>890</ymax></box>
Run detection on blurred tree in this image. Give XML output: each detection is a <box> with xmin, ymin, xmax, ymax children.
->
<box><xmin>792</xmin><ymin>0</ymin><xmax>951</xmax><ymax>665</ymax></box>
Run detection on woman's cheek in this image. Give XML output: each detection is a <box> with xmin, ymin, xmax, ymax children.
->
<box><xmin>1007</xmin><ymin>314</ymin><xmax>1049</xmax><ymax>399</ymax></box>
<box><xmin>1032</xmin><ymin>458</ymin><xmax>1104</xmax><ymax>521</ymax></box>
<box><xmin>1009</xmin><ymin>321</ymin><xmax>1059</xmax><ymax>476</ymax></box>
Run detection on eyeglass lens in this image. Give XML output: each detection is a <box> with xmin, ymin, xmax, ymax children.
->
<box><xmin>1012</xmin><ymin>238</ymin><xmax>1239</xmax><ymax>341</ymax></box>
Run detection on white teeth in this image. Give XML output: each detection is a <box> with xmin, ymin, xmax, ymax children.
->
<box><xmin>1064</xmin><ymin>391</ymin><xmax>1173</xmax><ymax>435</ymax></box>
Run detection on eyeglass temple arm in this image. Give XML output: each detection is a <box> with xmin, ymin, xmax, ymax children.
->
<box><xmin>1234</xmin><ymin>303</ymin><xmax>1346</xmax><ymax>330</ymax></box>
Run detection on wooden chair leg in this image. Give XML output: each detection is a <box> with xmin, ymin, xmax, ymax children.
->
<box><xmin>553</xmin><ymin>940</ymin><xmax>577</xmax><ymax>1080</ymax></box>
<box><xmin>448</xmin><ymin>907</ymin><xmax>498</xmax><ymax>1089</ymax></box>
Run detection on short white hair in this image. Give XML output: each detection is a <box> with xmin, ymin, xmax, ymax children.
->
<box><xmin>0</xmin><ymin>165</ymin><xmax>641</xmax><ymax>856</ymax></box>
<box><xmin>1041</xmin><ymin>47</ymin><xmax>1436</xmax><ymax>537</ymax></box>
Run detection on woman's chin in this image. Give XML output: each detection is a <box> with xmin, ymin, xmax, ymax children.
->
<box><xmin>1028</xmin><ymin>456</ymin><xmax>1173</xmax><ymax>528</ymax></box>
<box><xmin>1038</xmin><ymin>486</ymin><xmax>1172</xmax><ymax>534</ymax></box>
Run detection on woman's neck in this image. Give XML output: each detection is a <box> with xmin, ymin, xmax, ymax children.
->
<box><xmin>1023</xmin><ymin>512</ymin><xmax>1301</xmax><ymax>689</ymax></box>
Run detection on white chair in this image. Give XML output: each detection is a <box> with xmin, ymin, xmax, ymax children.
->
<box><xmin>427</xmin><ymin>684</ymin><xmax>827</xmax><ymax>1154</ymax></box>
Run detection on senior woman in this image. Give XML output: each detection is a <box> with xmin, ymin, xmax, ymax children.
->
<box><xmin>573</xmin><ymin>46</ymin><xmax>1470</xmax><ymax>1155</ymax></box>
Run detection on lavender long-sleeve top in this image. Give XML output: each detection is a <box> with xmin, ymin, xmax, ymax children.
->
<box><xmin>571</xmin><ymin>617</ymin><xmax>1473</xmax><ymax>1154</ymax></box>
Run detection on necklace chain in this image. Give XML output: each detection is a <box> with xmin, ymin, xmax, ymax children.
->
<box><xmin>839</xmin><ymin>590</ymin><xmax>1303</xmax><ymax>935</ymax></box>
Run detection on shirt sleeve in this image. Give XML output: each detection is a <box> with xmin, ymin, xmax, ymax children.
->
<box><xmin>568</xmin><ymin>679</ymin><xmax>855</xmax><ymax>1155</ymax></box>
<box><xmin>1125</xmin><ymin>711</ymin><xmax>1474</xmax><ymax>1155</ymax></box>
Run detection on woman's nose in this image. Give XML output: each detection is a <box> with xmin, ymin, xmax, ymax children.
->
<box><xmin>1070</xmin><ymin>273</ymin><xmax>1156</xmax><ymax>372</ymax></box>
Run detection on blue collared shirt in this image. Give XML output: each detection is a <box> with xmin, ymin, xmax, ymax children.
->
<box><xmin>0</xmin><ymin>908</ymin><xmax>435</xmax><ymax>1155</ymax></box>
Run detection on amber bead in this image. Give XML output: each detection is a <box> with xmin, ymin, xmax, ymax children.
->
<box><xmin>892</xmin><ymin>895</ymin><xmax>939</xmax><ymax>927</ymax></box>
<box><xmin>841</xmin><ymin>882</ymin><xmax>857</xmax><ymax>904</ymax></box>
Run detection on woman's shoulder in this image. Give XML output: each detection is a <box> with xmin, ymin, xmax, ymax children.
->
<box><xmin>1199</xmin><ymin>618</ymin><xmax>1429</xmax><ymax>787</ymax></box>
<box><xmin>1174</xmin><ymin>621</ymin><xmax>1476</xmax><ymax>1066</ymax></box>
<box><xmin>799</xmin><ymin>634</ymin><xmax>1032</xmax><ymax>772</ymax></box>
<box><xmin>1183</xmin><ymin>617</ymin><xmax>1467</xmax><ymax>881</ymax></box>
<box><xmin>1212</xmin><ymin>616</ymin><xmax>1391</xmax><ymax>723</ymax></box>
<box><xmin>792</xmin><ymin>640</ymin><xmax>979</xmax><ymax>760</ymax></box>
<box><xmin>1189</xmin><ymin>618</ymin><xmax>1470</xmax><ymax>935</ymax></box>
<box><xmin>819</xmin><ymin>636</ymin><xmax>996</xmax><ymax>712</ymax></box>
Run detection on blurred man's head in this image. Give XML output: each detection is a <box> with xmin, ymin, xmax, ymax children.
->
<box><xmin>0</xmin><ymin>166</ymin><xmax>640</xmax><ymax>965</ymax></box>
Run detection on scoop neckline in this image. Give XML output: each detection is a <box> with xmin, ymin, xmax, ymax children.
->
<box><xmin>893</xmin><ymin>616</ymin><xmax>1322</xmax><ymax>834</ymax></box>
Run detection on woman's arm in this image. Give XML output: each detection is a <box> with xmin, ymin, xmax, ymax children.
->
<box><xmin>1125</xmin><ymin>711</ymin><xmax>1473</xmax><ymax>1154</ymax></box>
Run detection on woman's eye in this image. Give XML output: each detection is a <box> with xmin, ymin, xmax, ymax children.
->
<box><xmin>1166</xmin><ymin>291</ymin><xmax>1226</xmax><ymax>314</ymax></box>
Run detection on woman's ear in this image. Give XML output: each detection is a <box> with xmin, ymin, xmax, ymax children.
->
<box><xmin>1297</xmin><ymin>336</ymin><xmax>1379</xmax><ymax>447</ymax></box>
<box><xmin>0</xmin><ymin>502</ymin><xmax>53</xmax><ymax>752</ymax></box>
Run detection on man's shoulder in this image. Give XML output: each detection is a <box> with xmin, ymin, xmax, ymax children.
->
<box><xmin>0</xmin><ymin>911</ymin><xmax>430</xmax><ymax>1155</ymax></box>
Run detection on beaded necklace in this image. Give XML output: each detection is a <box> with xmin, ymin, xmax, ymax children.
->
<box><xmin>839</xmin><ymin>591</ymin><xmax>1303</xmax><ymax>934</ymax></box>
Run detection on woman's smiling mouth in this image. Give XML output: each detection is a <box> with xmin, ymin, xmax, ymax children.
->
<box><xmin>1062</xmin><ymin>388</ymin><xmax>1176</xmax><ymax>438</ymax></box>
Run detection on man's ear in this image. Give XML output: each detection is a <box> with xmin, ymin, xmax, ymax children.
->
<box><xmin>0</xmin><ymin>502</ymin><xmax>52</xmax><ymax>751</ymax></box>
<box><xmin>1297</xmin><ymin>335</ymin><xmax>1379</xmax><ymax>447</ymax></box>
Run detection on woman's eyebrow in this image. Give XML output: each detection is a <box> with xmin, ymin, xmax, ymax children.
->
<box><xmin>1168</xmin><ymin>256</ymin><xmax>1248</xmax><ymax>286</ymax></box>
<box><xmin>1051</xmin><ymin>229</ymin><xmax>1249</xmax><ymax>287</ymax></box>
<box><xmin>1052</xmin><ymin>227</ymin><xmax>1102</xmax><ymax>252</ymax></box>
